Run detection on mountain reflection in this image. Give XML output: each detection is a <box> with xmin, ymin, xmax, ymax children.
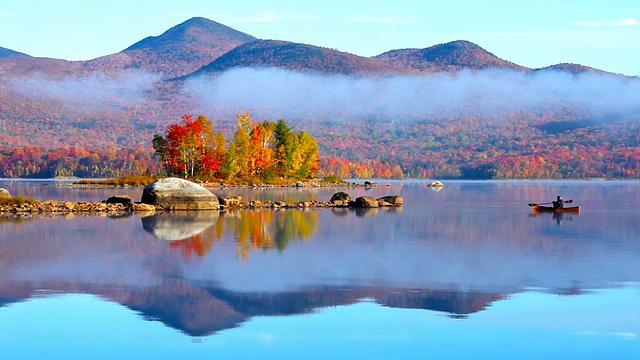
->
<box><xmin>1</xmin><ymin>181</ymin><xmax>639</xmax><ymax>338</ymax></box>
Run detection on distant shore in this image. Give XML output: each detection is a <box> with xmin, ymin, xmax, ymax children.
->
<box><xmin>61</xmin><ymin>178</ymin><xmax>384</xmax><ymax>189</ymax></box>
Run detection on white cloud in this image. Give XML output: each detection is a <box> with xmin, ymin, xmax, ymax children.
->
<box><xmin>346</xmin><ymin>15</ymin><xmax>414</xmax><ymax>25</ymax></box>
<box><xmin>575</xmin><ymin>18</ymin><xmax>638</xmax><ymax>27</ymax></box>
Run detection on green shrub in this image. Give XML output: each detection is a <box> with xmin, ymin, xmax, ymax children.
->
<box><xmin>0</xmin><ymin>196</ymin><xmax>39</xmax><ymax>206</ymax></box>
<box><xmin>323</xmin><ymin>175</ymin><xmax>345</xmax><ymax>182</ymax></box>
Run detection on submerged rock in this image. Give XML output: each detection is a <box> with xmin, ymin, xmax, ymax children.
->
<box><xmin>104</xmin><ymin>195</ymin><xmax>132</xmax><ymax>205</ymax></box>
<box><xmin>364</xmin><ymin>181</ymin><xmax>377</xmax><ymax>188</ymax></box>
<box><xmin>219</xmin><ymin>195</ymin><xmax>242</xmax><ymax>208</ymax></box>
<box><xmin>141</xmin><ymin>178</ymin><xmax>220</xmax><ymax>211</ymax></box>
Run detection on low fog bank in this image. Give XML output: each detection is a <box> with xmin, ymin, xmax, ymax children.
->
<box><xmin>183</xmin><ymin>67</ymin><xmax>640</xmax><ymax>121</ymax></box>
<box><xmin>5</xmin><ymin>66</ymin><xmax>639</xmax><ymax>123</ymax></box>
<box><xmin>9</xmin><ymin>70</ymin><xmax>161</xmax><ymax>111</ymax></box>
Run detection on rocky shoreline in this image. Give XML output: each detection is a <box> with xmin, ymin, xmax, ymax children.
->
<box><xmin>0</xmin><ymin>178</ymin><xmax>403</xmax><ymax>217</ymax></box>
<box><xmin>0</xmin><ymin>194</ymin><xmax>403</xmax><ymax>215</ymax></box>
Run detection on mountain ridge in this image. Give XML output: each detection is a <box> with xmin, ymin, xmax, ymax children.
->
<box><xmin>373</xmin><ymin>40</ymin><xmax>528</xmax><ymax>73</ymax></box>
<box><xmin>1</xmin><ymin>17</ymin><xmax>628</xmax><ymax>77</ymax></box>
<box><xmin>84</xmin><ymin>17</ymin><xmax>257</xmax><ymax>78</ymax></box>
<box><xmin>190</xmin><ymin>39</ymin><xmax>410</xmax><ymax>77</ymax></box>
<box><xmin>0</xmin><ymin>46</ymin><xmax>29</xmax><ymax>58</ymax></box>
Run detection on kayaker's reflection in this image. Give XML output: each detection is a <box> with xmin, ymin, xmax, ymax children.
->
<box><xmin>553</xmin><ymin>212</ymin><xmax>564</xmax><ymax>225</ymax></box>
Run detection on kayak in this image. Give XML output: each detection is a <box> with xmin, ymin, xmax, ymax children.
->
<box><xmin>532</xmin><ymin>205</ymin><xmax>580</xmax><ymax>213</ymax></box>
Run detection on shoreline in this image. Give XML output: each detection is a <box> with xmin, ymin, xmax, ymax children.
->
<box><xmin>56</xmin><ymin>179</ymin><xmax>383</xmax><ymax>189</ymax></box>
<box><xmin>0</xmin><ymin>192</ymin><xmax>403</xmax><ymax>217</ymax></box>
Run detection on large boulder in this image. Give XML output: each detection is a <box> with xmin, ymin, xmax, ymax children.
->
<box><xmin>377</xmin><ymin>195</ymin><xmax>404</xmax><ymax>206</ymax></box>
<box><xmin>141</xmin><ymin>178</ymin><xmax>220</xmax><ymax>210</ymax></box>
<box><xmin>353</xmin><ymin>196</ymin><xmax>379</xmax><ymax>208</ymax></box>
<box><xmin>330</xmin><ymin>192</ymin><xmax>351</xmax><ymax>205</ymax></box>
<box><xmin>0</xmin><ymin>188</ymin><xmax>10</xmax><ymax>199</ymax></box>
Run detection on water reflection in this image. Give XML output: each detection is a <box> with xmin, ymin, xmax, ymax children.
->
<box><xmin>530</xmin><ymin>211</ymin><xmax>578</xmax><ymax>225</ymax></box>
<box><xmin>0</xmin><ymin>180</ymin><xmax>639</xmax><ymax>340</ymax></box>
<box><xmin>139</xmin><ymin>209</ymin><xmax>319</xmax><ymax>260</ymax></box>
<box><xmin>142</xmin><ymin>212</ymin><xmax>218</xmax><ymax>241</ymax></box>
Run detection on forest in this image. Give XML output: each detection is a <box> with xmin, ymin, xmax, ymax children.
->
<box><xmin>1</xmin><ymin>109</ymin><xmax>638</xmax><ymax>180</ymax></box>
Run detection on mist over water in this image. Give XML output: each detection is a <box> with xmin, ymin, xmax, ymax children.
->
<box><xmin>183</xmin><ymin>67</ymin><xmax>640</xmax><ymax>120</ymax></box>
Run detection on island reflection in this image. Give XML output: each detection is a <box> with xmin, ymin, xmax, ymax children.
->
<box><xmin>141</xmin><ymin>209</ymin><xmax>319</xmax><ymax>259</ymax></box>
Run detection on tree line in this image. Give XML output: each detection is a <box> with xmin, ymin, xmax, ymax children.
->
<box><xmin>152</xmin><ymin>111</ymin><xmax>319</xmax><ymax>180</ymax></box>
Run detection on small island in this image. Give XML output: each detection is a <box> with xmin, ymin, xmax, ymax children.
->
<box><xmin>0</xmin><ymin>177</ymin><xmax>402</xmax><ymax>218</ymax></box>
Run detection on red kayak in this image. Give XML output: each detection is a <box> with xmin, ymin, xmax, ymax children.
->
<box><xmin>532</xmin><ymin>205</ymin><xmax>580</xmax><ymax>213</ymax></box>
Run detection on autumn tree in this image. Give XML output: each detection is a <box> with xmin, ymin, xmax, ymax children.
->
<box><xmin>151</xmin><ymin>111</ymin><xmax>320</xmax><ymax>181</ymax></box>
<box><xmin>152</xmin><ymin>114</ymin><xmax>219</xmax><ymax>178</ymax></box>
<box><xmin>291</xmin><ymin>131</ymin><xmax>319</xmax><ymax>178</ymax></box>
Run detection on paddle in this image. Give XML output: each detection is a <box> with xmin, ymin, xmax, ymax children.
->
<box><xmin>528</xmin><ymin>199</ymin><xmax>573</xmax><ymax>207</ymax></box>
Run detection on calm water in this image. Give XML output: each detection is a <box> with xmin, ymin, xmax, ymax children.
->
<box><xmin>0</xmin><ymin>179</ymin><xmax>639</xmax><ymax>359</ymax></box>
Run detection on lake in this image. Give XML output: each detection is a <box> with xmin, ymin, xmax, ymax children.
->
<box><xmin>0</xmin><ymin>179</ymin><xmax>639</xmax><ymax>359</ymax></box>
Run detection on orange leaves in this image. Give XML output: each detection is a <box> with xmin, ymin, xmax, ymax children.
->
<box><xmin>154</xmin><ymin>113</ymin><xmax>220</xmax><ymax>178</ymax></box>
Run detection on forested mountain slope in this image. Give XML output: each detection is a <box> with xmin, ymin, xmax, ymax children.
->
<box><xmin>0</xmin><ymin>17</ymin><xmax>638</xmax><ymax>179</ymax></box>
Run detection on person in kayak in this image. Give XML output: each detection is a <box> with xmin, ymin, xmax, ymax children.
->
<box><xmin>552</xmin><ymin>195</ymin><xmax>564</xmax><ymax>209</ymax></box>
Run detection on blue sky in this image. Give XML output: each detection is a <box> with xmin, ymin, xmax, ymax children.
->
<box><xmin>1</xmin><ymin>0</ymin><xmax>639</xmax><ymax>75</ymax></box>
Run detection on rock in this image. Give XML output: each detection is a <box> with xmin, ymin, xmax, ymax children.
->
<box><xmin>104</xmin><ymin>195</ymin><xmax>132</xmax><ymax>205</ymax></box>
<box><xmin>377</xmin><ymin>195</ymin><xmax>404</xmax><ymax>206</ymax></box>
<box><xmin>428</xmin><ymin>181</ymin><xmax>444</xmax><ymax>187</ymax></box>
<box><xmin>220</xmin><ymin>195</ymin><xmax>242</xmax><ymax>208</ymax></box>
<box><xmin>364</xmin><ymin>181</ymin><xmax>377</xmax><ymax>188</ymax></box>
<box><xmin>0</xmin><ymin>188</ymin><xmax>10</xmax><ymax>199</ymax></box>
<box><xmin>94</xmin><ymin>203</ymin><xmax>108</xmax><ymax>211</ymax></box>
<box><xmin>141</xmin><ymin>178</ymin><xmax>220</xmax><ymax>210</ymax></box>
<box><xmin>330</xmin><ymin>192</ymin><xmax>351</xmax><ymax>204</ymax></box>
<box><xmin>132</xmin><ymin>203</ymin><xmax>156</xmax><ymax>212</ymax></box>
<box><xmin>353</xmin><ymin>196</ymin><xmax>379</xmax><ymax>208</ymax></box>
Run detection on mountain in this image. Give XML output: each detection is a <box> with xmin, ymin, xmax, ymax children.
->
<box><xmin>190</xmin><ymin>39</ymin><xmax>408</xmax><ymax>76</ymax></box>
<box><xmin>0</xmin><ymin>56</ymin><xmax>84</xmax><ymax>77</ymax></box>
<box><xmin>0</xmin><ymin>46</ymin><xmax>28</xmax><ymax>58</ymax></box>
<box><xmin>1</xmin><ymin>17</ymin><xmax>257</xmax><ymax>79</ymax></box>
<box><xmin>1</xmin><ymin>17</ymin><xmax>638</xmax><ymax>179</ymax></box>
<box><xmin>373</xmin><ymin>40</ymin><xmax>527</xmax><ymax>73</ymax></box>
<box><xmin>85</xmin><ymin>17</ymin><xmax>257</xmax><ymax>78</ymax></box>
<box><xmin>535</xmin><ymin>62</ymin><xmax>615</xmax><ymax>76</ymax></box>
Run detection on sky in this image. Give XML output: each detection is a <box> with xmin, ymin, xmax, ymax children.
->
<box><xmin>1</xmin><ymin>0</ymin><xmax>639</xmax><ymax>76</ymax></box>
